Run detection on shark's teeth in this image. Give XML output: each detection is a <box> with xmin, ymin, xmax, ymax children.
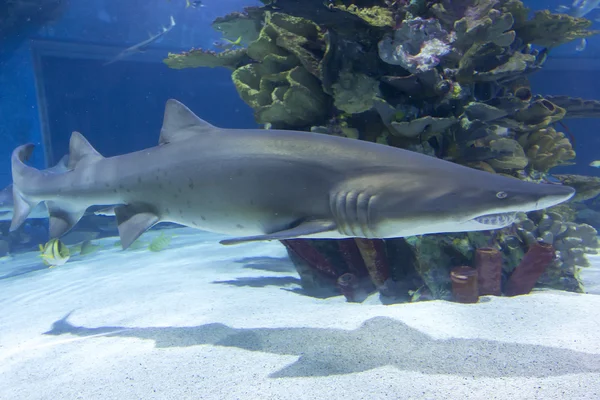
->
<box><xmin>473</xmin><ymin>212</ymin><xmax>517</xmax><ymax>226</ymax></box>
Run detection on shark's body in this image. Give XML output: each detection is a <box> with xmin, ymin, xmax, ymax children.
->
<box><xmin>104</xmin><ymin>16</ymin><xmax>176</xmax><ymax>66</ymax></box>
<box><xmin>10</xmin><ymin>100</ymin><xmax>575</xmax><ymax>249</ymax></box>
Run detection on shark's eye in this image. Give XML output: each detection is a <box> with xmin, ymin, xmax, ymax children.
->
<box><xmin>496</xmin><ymin>191</ymin><xmax>508</xmax><ymax>199</ymax></box>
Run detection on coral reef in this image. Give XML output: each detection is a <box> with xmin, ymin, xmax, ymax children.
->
<box><xmin>167</xmin><ymin>0</ymin><xmax>600</xmax><ymax>302</ymax></box>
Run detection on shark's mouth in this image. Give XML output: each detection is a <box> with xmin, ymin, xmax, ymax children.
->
<box><xmin>472</xmin><ymin>212</ymin><xmax>517</xmax><ymax>227</ymax></box>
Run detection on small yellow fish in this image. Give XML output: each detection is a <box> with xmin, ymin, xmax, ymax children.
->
<box><xmin>590</xmin><ymin>160</ymin><xmax>600</xmax><ymax>168</ymax></box>
<box><xmin>80</xmin><ymin>240</ymin><xmax>101</xmax><ymax>256</ymax></box>
<box><xmin>148</xmin><ymin>232</ymin><xmax>172</xmax><ymax>252</ymax></box>
<box><xmin>223</xmin><ymin>36</ymin><xmax>243</xmax><ymax>46</ymax></box>
<box><xmin>39</xmin><ymin>238</ymin><xmax>70</xmax><ymax>268</ymax></box>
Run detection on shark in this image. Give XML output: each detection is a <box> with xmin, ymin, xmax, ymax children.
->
<box><xmin>9</xmin><ymin>99</ymin><xmax>576</xmax><ymax>250</ymax></box>
<box><xmin>558</xmin><ymin>0</ymin><xmax>600</xmax><ymax>17</ymax></box>
<box><xmin>103</xmin><ymin>16</ymin><xmax>176</xmax><ymax>66</ymax></box>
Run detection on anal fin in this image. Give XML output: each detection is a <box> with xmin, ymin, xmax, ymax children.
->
<box><xmin>45</xmin><ymin>201</ymin><xmax>87</xmax><ymax>238</ymax></box>
<box><xmin>219</xmin><ymin>219</ymin><xmax>337</xmax><ymax>246</ymax></box>
<box><xmin>114</xmin><ymin>204</ymin><xmax>160</xmax><ymax>250</ymax></box>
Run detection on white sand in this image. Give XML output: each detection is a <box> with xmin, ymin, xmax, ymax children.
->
<box><xmin>0</xmin><ymin>228</ymin><xmax>599</xmax><ymax>400</ymax></box>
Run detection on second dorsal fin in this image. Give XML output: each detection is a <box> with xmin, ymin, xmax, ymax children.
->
<box><xmin>68</xmin><ymin>132</ymin><xmax>104</xmax><ymax>170</ymax></box>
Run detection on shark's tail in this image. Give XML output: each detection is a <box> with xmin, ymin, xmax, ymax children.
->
<box><xmin>10</xmin><ymin>133</ymin><xmax>104</xmax><ymax>237</ymax></box>
<box><xmin>10</xmin><ymin>144</ymin><xmax>43</xmax><ymax>231</ymax></box>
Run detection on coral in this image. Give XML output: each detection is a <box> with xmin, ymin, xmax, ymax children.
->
<box><xmin>553</xmin><ymin>175</ymin><xmax>600</xmax><ymax>202</ymax></box>
<box><xmin>281</xmin><ymin>239</ymin><xmax>337</xmax><ymax>278</ymax></box>
<box><xmin>517</xmin><ymin>126</ymin><xmax>575</xmax><ymax>172</ymax></box>
<box><xmin>543</xmin><ymin>96</ymin><xmax>600</xmax><ymax>119</ymax></box>
<box><xmin>505</xmin><ymin>241</ymin><xmax>555</xmax><ymax>296</ymax></box>
<box><xmin>332</xmin><ymin>5</ymin><xmax>394</xmax><ymax>28</ymax></box>
<box><xmin>212</xmin><ymin>10</ymin><xmax>263</xmax><ymax>44</ymax></box>
<box><xmin>474</xmin><ymin>247</ymin><xmax>503</xmax><ymax>296</ymax></box>
<box><xmin>232</xmin><ymin>64</ymin><xmax>328</xmax><ymax>127</ymax></box>
<box><xmin>337</xmin><ymin>273</ymin><xmax>360</xmax><ymax>302</ymax></box>
<box><xmin>463</xmin><ymin>102</ymin><xmax>508</xmax><ymax>122</ymax></box>
<box><xmin>506</xmin><ymin>77</ymin><xmax>532</xmax><ymax>102</ymax></box>
<box><xmin>337</xmin><ymin>239</ymin><xmax>368</xmax><ymax>277</ymax></box>
<box><xmin>389</xmin><ymin>116</ymin><xmax>457</xmax><ymax>138</ymax></box>
<box><xmin>378</xmin><ymin>17</ymin><xmax>455</xmax><ymax>73</ymax></box>
<box><xmin>515</xmin><ymin>10</ymin><xmax>600</xmax><ymax>48</ymax></box>
<box><xmin>471</xmin><ymin>51</ymin><xmax>538</xmax><ymax>82</ymax></box>
<box><xmin>514</xmin><ymin>210</ymin><xmax>599</xmax><ymax>292</ymax></box>
<box><xmin>513</xmin><ymin>99</ymin><xmax>567</xmax><ymax>131</ymax></box>
<box><xmin>453</xmin><ymin>6</ymin><xmax>516</xmax><ymax>50</ymax></box>
<box><xmin>354</xmin><ymin>238</ymin><xmax>390</xmax><ymax>288</ymax></box>
<box><xmin>405</xmin><ymin>235</ymin><xmax>455</xmax><ymax>300</ymax></box>
<box><xmin>485</xmin><ymin>138</ymin><xmax>528</xmax><ymax>171</ymax></box>
<box><xmin>331</xmin><ymin>70</ymin><xmax>381</xmax><ymax>114</ymax></box>
<box><xmin>450</xmin><ymin>266</ymin><xmax>479</xmax><ymax>303</ymax></box>
<box><xmin>164</xmin><ymin>48</ymin><xmax>251</xmax><ymax>70</ymax></box>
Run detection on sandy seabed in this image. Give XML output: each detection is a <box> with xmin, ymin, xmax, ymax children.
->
<box><xmin>0</xmin><ymin>228</ymin><xmax>599</xmax><ymax>400</ymax></box>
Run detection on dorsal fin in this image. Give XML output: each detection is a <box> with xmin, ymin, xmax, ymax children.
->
<box><xmin>48</xmin><ymin>154</ymin><xmax>70</xmax><ymax>174</ymax></box>
<box><xmin>159</xmin><ymin>99</ymin><xmax>218</xmax><ymax>145</ymax></box>
<box><xmin>68</xmin><ymin>132</ymin><xmax>104</xmax><ymax>170</ymax></box>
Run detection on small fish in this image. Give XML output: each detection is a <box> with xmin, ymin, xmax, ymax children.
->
<box><xmin>104</xmin><ymin>16</ymin><xmax>176</xmax><ymax>66</ymax></box>
<box><xmin>186</xmin><ymin>0</ymin><xmax>205</xmax><ymax>8</ymax></box>
<box><xmin>39</xmin><ymin>238</ymin><xmax>70</xmax><ymax>268</ymax></box>
<box><xmin>213</xmin><ymin>36</ymin><xmax>243</xmax><ymax>50</ymax></box>
<box><xmin>148</xmin><ymin>232</ymin><xmax>172</xmax><ymax>252</ymax></box>
<box><xmin>576</xmin><ymin>38</ymin><xmax>587</xmax><ymax>52</ymax></box>
<box><xmin>80</xmin><ymin>240</ymin><xmax>101</xmax><ymax>256</ymax></box>
<box><xmin>590</xmin><ymin>160</ymin><xmax>600</xmax><ymax>168</ymax></box>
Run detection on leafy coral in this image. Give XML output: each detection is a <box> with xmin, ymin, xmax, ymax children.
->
<box><xmin>515</xmin><ymin>10</ymin><xmax>600</xmax><ymax>48</ymax></box>
<box><xmin>163</xmin><ymin>48</ymin><xmax>251</xmax><ymax>70</ymax></box>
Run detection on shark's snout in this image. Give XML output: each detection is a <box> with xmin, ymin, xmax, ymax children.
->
<box><xmin>536</xmin><ymin>184</ymin><xmax>576</xmax><ymax>209</ymax></box>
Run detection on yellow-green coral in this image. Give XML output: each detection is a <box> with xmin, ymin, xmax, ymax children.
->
<box><xmin>212</xmin><ymin>11</ymin><xmax>262</xmax><ymax>44</ymax></box>
<box><xmin>515</xmin><ymin>10</ymin><xmax>600</xmax><ymax>48</ymax></box>
<box><xmin>164</xmin><ymin>48</ymin><xmax>249</xmax><ymax>70</ymax></box>
<box><xmin>333</xmin><ymin>5</ymin><xmax>395</xmax><ymax>28</ymax></box>
<box><xmin>233</xmin><ymin>64</ymin><xmax>328</xmax><ymax>127</ymax></box>
<box><xmin>332</xmin><ymin>70</ymin><xmax>380</xmax><ymax>114</ymax></box>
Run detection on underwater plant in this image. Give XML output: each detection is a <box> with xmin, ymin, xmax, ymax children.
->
<box><xmin>165</xmin><ymin>0</ymin><xmax>600</xmax><ymax>302</ymax></box>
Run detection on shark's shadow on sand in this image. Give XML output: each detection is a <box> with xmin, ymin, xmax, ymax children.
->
<box><xmin>45</xmin><ymin>313</ymin><xmax>600</xmax><ymax>378</ymax></box>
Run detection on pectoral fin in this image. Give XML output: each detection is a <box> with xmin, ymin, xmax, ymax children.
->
<box><xmin>219</xmin><ymin>220</ymin><xmax>337</xmax><ymax>245</ymax></box>
<box><xmin>114</xmin><ymin>204</ymin><xmax>160</xmax><ymax>250</ymax></box>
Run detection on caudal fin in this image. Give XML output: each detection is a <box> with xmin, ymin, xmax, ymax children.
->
<box><xmin>10</xmin><ymin>132</ymin><xmax>104</xmax><ymax>236</ymax></box>
<box><xmin>10</xmin><ymin>144</ymin><xmax>43</xmax><ymax>231</ymax></box>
